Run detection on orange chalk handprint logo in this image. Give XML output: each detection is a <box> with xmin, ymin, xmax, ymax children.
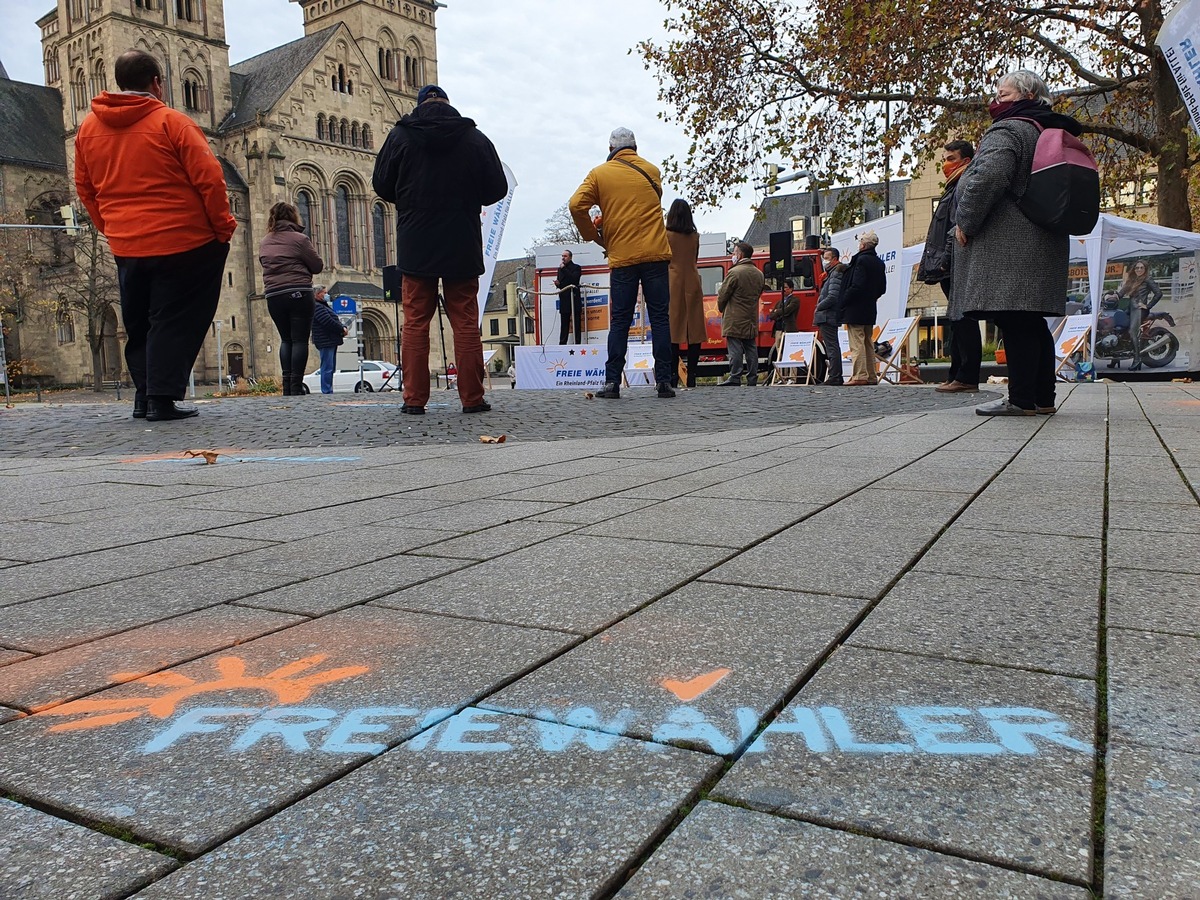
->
<box><xmin>787</xmin><ymin>349</ymin><xmax>807</xmax><ymax>362</ymax></box>
<box><xmin>39</xmin><ymin>655</ymin><xmax>369</xmax><ymax>733</ymax></box>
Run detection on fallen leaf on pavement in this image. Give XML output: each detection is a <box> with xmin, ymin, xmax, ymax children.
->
<box><xmin>479</xmin><ymin>434</ymin><xmax>507</xmax><ymax>444</ymax></box>
<box><xmin>183</xmin><ymin>449</ymin><xmax>220</xmax><ymax>465</ymax></box>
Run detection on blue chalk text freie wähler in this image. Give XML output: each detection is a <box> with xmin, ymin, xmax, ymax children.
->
<box><xmin>136</xmin><ymin>704</ymin><xmax>1091</xmax><ymax>756</ymax></box>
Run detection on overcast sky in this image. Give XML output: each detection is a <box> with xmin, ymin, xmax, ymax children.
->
<box><xmin>1</xmin><ymin>0</ymin><xmax>757</xmax><ymax>257</ymax></box>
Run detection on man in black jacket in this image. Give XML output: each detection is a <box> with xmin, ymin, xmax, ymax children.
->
<box><xmin>918</xmin><ymin>140</ymin><xmax>979</xmax><ymax>392</ymax></box>
<box><xmin>837</xmin><ymin>231</ymin><xmax>887</xmax><ymax>386</ymax></box>
<box><xmin>372</xmin><ymin>85</ymin><xmax>508</xmax><ymax>415</ymax></box>
<box><xmin>555</xmin><ymin>250</ymin><xmax>584</xmax><ymax>344</ymax></box>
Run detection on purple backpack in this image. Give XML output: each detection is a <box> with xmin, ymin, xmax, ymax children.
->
<box><xmin>1014</xmin><ymin>118</ymin><xmax>1100</xmax><ymax>236</ymax></box>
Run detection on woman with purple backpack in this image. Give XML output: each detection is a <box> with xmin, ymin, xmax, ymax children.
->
<box><xmin>951</xmin><ymin>69</ymin><xmax>1087</xmax><ymax>417</ymax></box>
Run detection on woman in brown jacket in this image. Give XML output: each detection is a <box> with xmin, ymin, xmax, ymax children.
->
<box><xmin>666</xmin><ymin>199</ymin><xmax>706</xmax><ymax>388</ymax></box>
<box><xmin>260</xmin><ymin>202</ymin><xmax>324</xmax><ymax>395</ymax></box>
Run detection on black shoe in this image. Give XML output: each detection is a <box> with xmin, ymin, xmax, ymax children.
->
<box><xmin>281</xmin><ymin>378</ymin><xmax>293</xmax><ymax>397</ymax></box>
<box><xmin>463</xmin><ymin>401</ymin><xmax>491</xmax><ymax>414</ymax></box>
<box><xmin>657</xmin><ymin>382</ymin><xmax>676</xmax><ymax>398</ymax></box>
<box><xmin>401</xmin><ymin>404</ymin><xmax>425</xmax><ymax>415</ymax></box>
<box><xmin>132</xmin><ymin>394</ymin><xmax>147</xmax><ymax>418</ymax></box>
<box><xmin>596</xmin><ymin>383</ymin><xmax>621</xmax><ymax>399</ymax></box>
<box><xmin>686</xmin><ymin>375</ymin><xmax>697</xmax><ymax>388</ymax></box>
<box><xmin>145</xmin><ymin>399</ymin><xmax>198</xmax><ymax>421</ymax></box>
<box><xmin>716</xmin><ymin>378</ymin><xmax>741</xmax><ymax>387</ymax></box>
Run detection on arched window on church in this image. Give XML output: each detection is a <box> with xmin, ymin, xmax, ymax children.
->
<box><xmin>44</xmin><ymin>51</ymin><xmax>59</xmax><ymax>84</ymax></box>
<box><xmin>182</xmin><ymin>72</ymin><xmax>206</xmax><ymax>112</ymax></box>
<box><xmin>372</xmin><ymin>202</ymin><xmax>388</xmax><ymax>269</ymax></box>
<box><xmin>71</xmin><ymin>69</ymin><xmax>87</xmax><ymax>110</ymax></box>
<box><xmin>176</xmin><ymin>0</ymin><xmax>199</xmax><ymax>23</ymax></box>
<box><xmin>337</xmin><ymin>64</ymin><xmax>346</xmax><ymax>93</ymax></box>
<box><xmin>339</xmin><ymin>118</ymin><xmax>348</xmax><ymax>144</ymax></box>
<box><xmin>351</xmin><ymin>122</ymin><xmax>360</xmax><ymax>148</ymax></box>
<box><xmin>296</xmin><ymin>189</ymin><xmax>315</xmax><ymax>237</ymax></box>
<box><xmin>335</xmin><ymin>185</ymin><xmax>352</xmax><ymax>267</ymax></box>
<box><xmin>316</xmin><ymin>113</ymin><xmax>325</xmax><ymax>141</ymax></box>
<box><xmin>361</xmin><ymin>125</ymin><xmax>372</xmax><ymax>150</ymax></box>
<box><xmin>347</xmin><ymin>79</ymin><xmax>353</xmax><ymax>96</ymax></box>
<box><xmin>90</xmin><ymin>60</ymin><xmax>107</xmax><ymax>95</ymax></box>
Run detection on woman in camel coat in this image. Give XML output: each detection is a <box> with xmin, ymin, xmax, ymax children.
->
<box><xmin>666</xmin><ymin>199</ymin><xmax>707</xmax><ymax>388</ymax></box>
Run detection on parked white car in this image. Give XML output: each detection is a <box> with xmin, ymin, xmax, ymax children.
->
<box><xmin>301</xmin><ymin>360</ymin><xmax>400</xmax><ymax>394</ymax></box>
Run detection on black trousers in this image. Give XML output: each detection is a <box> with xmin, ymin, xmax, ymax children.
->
<box><xmin>992</xmin><ymin>311</ymin><xmax>1055</xmax><ymax>410</ymax></box>
<box><xmin>116</xmin><ymin>240</ymin><xmax>229</xmax><ymax>399</ymax></box>
<box><xmin>267</xmin><ymin>288</ymin><xmax>314</xmax><ymax>383</ymax></box>
<box><xmin>941</xmin><ymin>282</ymin><xmax>982</xmax><ymax>386</ymax></box>
<box><xmin>817</xmin><ymin>321</ymin><xmax>843</xmax><ymax>384</ymax></box>
<box><xmin>672</xmin><ymin>343</ymin><xmax>700</xmax><ymax>387</ymax></box>
<box><xmin>558</xmin><ymin>288</ymin><xmax>583</xmax><ymax>344</ymax></box>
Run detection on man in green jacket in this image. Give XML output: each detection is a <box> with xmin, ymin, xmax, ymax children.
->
<box><xmin>717</xmin><ymin>241</ymin><xmax>765</xmax><ymax>386</ymax></box>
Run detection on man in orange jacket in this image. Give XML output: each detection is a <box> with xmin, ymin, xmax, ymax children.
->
<box><xmin>75</xmin><ymin>49</ymin><xmax>236</xmax><ymax>421</ymax></box>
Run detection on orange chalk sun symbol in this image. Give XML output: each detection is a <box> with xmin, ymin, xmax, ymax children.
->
<box><xmin>39</xmin><ymin>654</ymin><xmax>369</xmax><ymax>733</ymax></box>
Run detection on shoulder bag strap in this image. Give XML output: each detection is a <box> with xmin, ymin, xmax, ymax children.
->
<box><xmin>614</xmin><ymin>158</ymin><xmax>663</xmax><ymax>198</ymax></box>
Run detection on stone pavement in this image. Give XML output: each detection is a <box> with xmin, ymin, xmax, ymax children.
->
<box><xmin>0</xmin><ymin>382</ymin><xmax>1197</xmax><ymax>898</ymax></box>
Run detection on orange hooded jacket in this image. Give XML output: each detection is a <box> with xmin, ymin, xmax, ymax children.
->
<box><xmin>74</xmin><ymin>92</ymin><xmax>236</xmax><ymax>258</ymax></box>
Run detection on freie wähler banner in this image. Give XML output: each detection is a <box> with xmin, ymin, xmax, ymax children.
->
<box><xmin>1158</xmin><ymin>0</ymin><xmax>1200</xmax><ymax>138</ymax></box>
<box><xmin>477</xmin><ymin>163</ymin><xmax>517</xmax><ymax>328</ymax></box>
<box><xmin>514</xmin><ymin>345</ymin><xmax>608</xmax><ymax>389</ymax></box>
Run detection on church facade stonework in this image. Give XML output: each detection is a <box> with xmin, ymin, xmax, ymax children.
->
<box><xmin>1</xmin><ymin>0</ymin><xmax>447</xmax><ymax>388</ymax></box>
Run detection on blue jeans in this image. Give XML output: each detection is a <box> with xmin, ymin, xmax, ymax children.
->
<box><xmin>319</xmin><ymin>346</ymin><xmax>337</xmax><ymax>393</ymax></box>
<box><xmin>607</xmin><ymin>261</ymin><xmax>672</xmax><ymax>385</ymax></box>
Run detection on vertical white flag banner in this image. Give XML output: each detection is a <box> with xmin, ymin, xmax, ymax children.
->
<box><xmin>1158</xmin><ymin>0</ymin><xmax>1200</xmax><ymax>138</ymax></box>
<box><xmin>478</xmin><ymin>163</ymin><xmax>517</xmax><ymax>328</ymax></box>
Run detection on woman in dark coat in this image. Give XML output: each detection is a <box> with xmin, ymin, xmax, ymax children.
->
<box><xmin>666</xmin><ymin>199</ymin><xmax>706</xmax><ymax>388</ymax></box>
<box><xmin>1116</xmin><ymin>260</ymin><xmax>1163</xmax><ymax>370</ymax></box>
<box><xmin>260</xmin><ymin>201</ymin><xmax>324</xmax><ymax>395</ymax></box>
<box><xmin>952</xmin><ymin>69</ymin><xmax>1082</xmax><ymax>415</ymax></box>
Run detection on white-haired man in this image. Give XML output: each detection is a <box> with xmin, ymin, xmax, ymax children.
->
<box><xmin>569</xmin><ymin>127</ymin><xmax>674</xmax><ymax>399</ymax></box>
<box><xmin>836</xmin><ymin>230</ymin><xmax>887</xmax><ymax>385</ymax></box>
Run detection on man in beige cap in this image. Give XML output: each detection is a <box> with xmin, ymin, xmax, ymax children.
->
<box><xmin>836</xmin><ymin>230</ymin><xmax>887</xmax><ymax>385</ymax></box>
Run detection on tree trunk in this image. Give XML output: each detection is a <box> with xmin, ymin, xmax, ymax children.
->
<box><xmin>90</xmin><ymin>343</ymin><xmax>104</xmax><ymax>391</ymax></box>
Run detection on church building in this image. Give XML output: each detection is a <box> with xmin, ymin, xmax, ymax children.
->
<box><xmin>0</xmin><ymin>0</ymin><xmax>445</xmax><ymax>388</ymax></box>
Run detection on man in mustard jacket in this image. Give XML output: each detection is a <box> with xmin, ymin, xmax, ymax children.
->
<box><xmin>569</xmin><ymin>128</ymin><xmax>674</xmax><ymax>399</ymax></box>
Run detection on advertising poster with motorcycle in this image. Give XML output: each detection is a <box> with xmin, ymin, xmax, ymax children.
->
<box><xmin>1093</xmin><ymin>253</ymin><xmax>1194</xmax><ymax>374</ymax></box>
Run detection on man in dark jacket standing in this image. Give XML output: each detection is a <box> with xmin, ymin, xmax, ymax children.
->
<box><xmin>837</xmin><ymin>231</ymin><xmax>887</xmax><ymax>386</ymax></box>
<box><xmin>716</xmin><ymin>241</ymin><xmax>765</xmax><ymax>386</ymax></box>
<box><xmin>555</xmin><ymin>250</ymin><xmax>583</xmax><ymax>344</ymax></box>
<box><xmin>813</xmin><ymin>247</ymin><xmax>846</xmax><ymax>385</ymax></box>
<box><xmin>918</xmin><ymin>140</ymin><xmax>979</xmax><ymax>393</ymax></box>
<box><xmin>310</xmin><ymin>286</ymin><xmax>346</xmax><ymax>394</ymax></box>
<box><xmin>372</xmin><ymin>85</ymin><xmax>508</xmax><ymax>415</ymax></box>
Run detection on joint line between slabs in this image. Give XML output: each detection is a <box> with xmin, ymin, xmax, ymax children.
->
<box><xmin>1091</xmin><ymin>385</ymin><xmax>1113</xmax><ymax>895</ymax></box>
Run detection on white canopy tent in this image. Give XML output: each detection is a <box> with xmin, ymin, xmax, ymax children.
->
<box><xmin>901</xmin><ymin>213</ymin><xmax>1200</xmax><ymax>372</ymax></box>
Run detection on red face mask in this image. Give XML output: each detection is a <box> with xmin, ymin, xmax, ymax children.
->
<box><xmin>942</xmin><ymin>159</ymin><xmax>968</xmax><ymax>180</ymax></box>
<box><xmin>988</xmin><ymin>99</ymin><xmax>1015</xmax><ymax>120</ymax></box>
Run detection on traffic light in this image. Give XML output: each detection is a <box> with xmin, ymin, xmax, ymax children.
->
<box><xmin>765</xmin><ymin>163</ymin><xmax>781</xmax><ymax>194</ymax></box>
<box><xmin>59</xmin><ymin>205</ymin><xmax>80</xmax><ymax>237</ymax></box>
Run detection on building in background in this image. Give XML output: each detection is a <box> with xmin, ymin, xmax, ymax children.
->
<box><xmin>0</xmin><ymin>0</ymin><xmax>447</xmax><ymax>387</ymax></box>
<box><xmin>483</xmin><ymin>256</ymin><xmax>535</xmax><ymax>372</ymax></box>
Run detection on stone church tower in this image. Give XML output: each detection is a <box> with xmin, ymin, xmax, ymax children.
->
<box><xmin>3</xmin><ymin>0</ymin><xmax>446</xmax><ymax>389</ymax></box>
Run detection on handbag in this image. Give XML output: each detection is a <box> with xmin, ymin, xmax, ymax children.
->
<box><xmin>995</xmin><ymin>341</ymin><xmax>1007</xmax><ymax>365</ymax></box>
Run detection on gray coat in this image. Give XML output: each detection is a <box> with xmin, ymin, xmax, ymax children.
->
<box><xmin>950</xmin><ymin>119</ymin><xmax>1068</xmax><ymax>320</ymax></box>
<box><xmin>812</xmin><ymin>264</ymin><xmax>846</xmax><ymax>326</ymax></box>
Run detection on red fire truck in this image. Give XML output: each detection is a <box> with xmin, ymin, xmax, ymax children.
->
<box><xmin>531</xmin><ymin>237</ymin><xmax>826</xmax><ymax>375</ymax></box>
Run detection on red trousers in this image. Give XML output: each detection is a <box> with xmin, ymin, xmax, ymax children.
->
<box><xmin>402</xmin><ymin>275</ymin><xmax>486</xmax><ymax>408</ymax></box>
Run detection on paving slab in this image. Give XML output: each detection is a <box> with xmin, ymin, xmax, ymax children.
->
<box><xmin>1106</xmin><ymin>500</ymin><xmax>1200</xmax><ymax>536</ymax></box>
<box><xmin>1107</xmin><ymin>527</ymin><xmax>1200</xmax><ymax>575</ymax></box>
<box><xmin>200</xmin><ymin>496</ymin><xmax>446</xmax><ymax>541</ymax></box>
<box><xmin>0</xmin><ymin>798</ymin><xmax>177</xmax><ymax>899</ymax></box>
<box><xmin>217</xmin><ymin>527</ymin><xmax>454</xmax><ymax>578</ymax></box>
<box><xmin>952</xmin><ymin>496</ymin><xmax>1104</xmax><ymax>540</ymax></box>
<box><xmin>848</xmin><ymin>571</ymin><xmax>1098</xmax><ymax>677</ymax></box>
<box><xmin>712</xmin><ymin>647</ymin><xmax>1096</xmax><ymax>881</ymax></box>
<box><xmin>531</xmin><ymin>496</ymin><xmax>660</xmax><ymax>525</ymax></box>
<box><xmin>0</xmin><ymin>605</ymin><xmax>306</xmax><ymax>711</ymax></box>
<box><xmin>134</xmin><ymin>709</ymin><xmax>719</xmax><ymax>899</ymax></box>
<box><xmin>872</xmin><ymin>463</ymin><xmax>999</xmax><ymax>495</ymax></box>
<box><xmin>0</xmin><ymin>606</ymin><xmax>573</xmax><ymax>853</ymax></box>
<box><xmin>0</xmin><ymin>705</ymin><xmax>24</xmax><ymax>724</ymax></box>
<box><xmin>397</xmin><ymin>498</ymin><xmax>567</xmax><ymax>531</ymax></box>
<box><xmin>1103</xmin><ymin>743</ymin><xmax>1200</xmax><ymax>898</ymax></box>
<box><xmin>579</xmin><ymin>496</ymin><xmax>818</xmax><ymax>548</ymax></box>
<box><xmin>1107</xmin><ymin>475</ymin><xmax>1197</xmax><ymax>506</ymax></box>
<box><xmin>1107</xmin><ymin>627</ymin><xmax>1200</xmax><ymax>753</ymax></box>
<box><xmin>1106</xmin><ymin>568</ymin><xmax>1200</xmax><ymax>637</ymax></box>
<box><xmin>484</xmin><ymin>582</ymin><xmax>867</xmax><ymax>750</ymax></box>
<box><xmin>409</xmin><ymin>520</ymin><xmax>581</xmax><ymax>561</ymax></box>
<box><xmin>618</xmin><ymin>801</ymin><xmax>1089</xmax><ymax>899</ymax></box>
<box><xmin>0</xmin><ymin>649</ymin><xmax>33</xmax><ymax>667</ymax></box>
<box><xmin>233</xmin><ymin>554</ymin><xmax>471</xmax><ymax>616</ymax></box>
<box><xmin>373</xmin><ymin>534</ymin><xmax>731</xmax><ymax>634</ymax></box>
<box><xmin>704</xmin><ymin>489</ymin><xmax>968</xmax><ymax>600</ymax></box>
<box><xmin>914</xmin><ymin>527</ymin><xmax>1102</xmax><ymax>592</ymax></box>
<box><xmin>0</xmin><ymin>534</ymin><xmax>279</xmax><ymax>607</ymax></box>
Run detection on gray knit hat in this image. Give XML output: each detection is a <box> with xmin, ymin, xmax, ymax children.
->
<box><xmin>609</xmin><ymin>127</ymin><xmax>636</xmax><ymax>152</ymax></box>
